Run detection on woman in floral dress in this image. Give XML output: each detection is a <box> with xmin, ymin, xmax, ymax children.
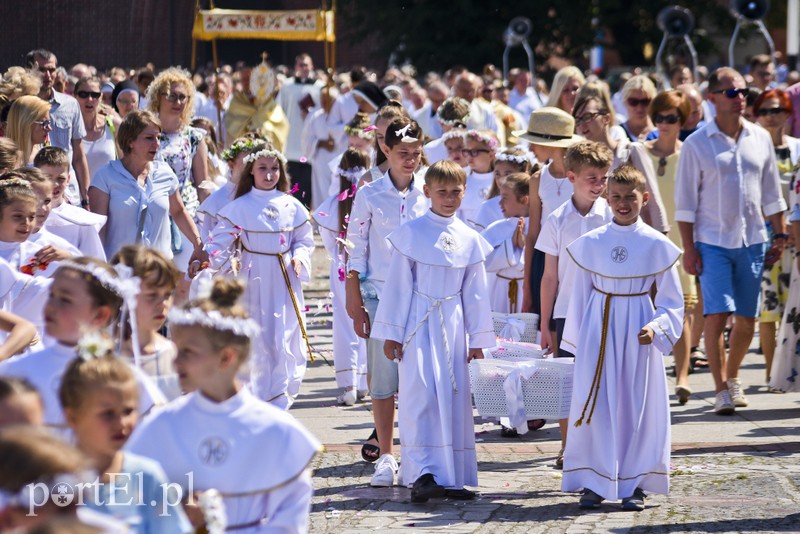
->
<box><xmin>146</xmin><ymin>67</ymin><xmax>209</xmax><ymax>274</ymax></box>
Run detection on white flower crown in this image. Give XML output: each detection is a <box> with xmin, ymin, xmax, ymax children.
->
<box><xmin>335</xmin><ymin>166</ymin><xmax>367</xmax><ymax>183</ymax></box>
<box><xmin>441</xmin><ymin>129</ymin><xmax>467</xmax><ymax>143</ymax></box>
<box><xmin>168</xmin><ymin>307</ymin><xmax>261</xmax><ymax>338</ymax></box>
<box><xmin>221</xmin><ymin>139</ymin><xmax>263</xmax><ymax>161</ymax></box>
<box><xmin>495</xmin><ymin>152</ymin><xmax>530</xmax><ymax>165</ymax></box>
<box><xmin>243</xmin><ymin>149</ymin><xmax>287</xmax><ymax>166</ymax></box>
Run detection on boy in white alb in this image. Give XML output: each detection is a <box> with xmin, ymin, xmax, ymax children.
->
<box><xmin>373</xmin><ymin>160</ymin><xmax>494</xmax><ymax>503</ymax></box>
<box><xmin>35</xmin><ymin>147</ymin><xmax>107</xmax><ymax>260</ymax></box>
<box><xmin>535</xmin><ymin>140</ymin><xmax>614</xmax><ymax>467</ymax></box>
<box><xmin>482</xmin><ymin>172</ymin><xmax>530</xmax><ymax>313</ymax></box>
<box><xmin>345</xmin><ymin>118</ymin><xmax>429</xmax><ymax>486</ymax></box>
<box><xmin>561</xmin><ymin>165</ymin><xmax>683</xmax><ymax>511</ymax></box>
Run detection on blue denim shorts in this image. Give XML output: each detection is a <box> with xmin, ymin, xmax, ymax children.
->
<box><xmin>696</xmin><ymin>241</ymin><xmax>768</xmax><ymax>318</ymax></box>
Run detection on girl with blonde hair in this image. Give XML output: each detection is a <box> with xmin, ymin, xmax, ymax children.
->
<box><xmin>6</xmin><ymin>95</ymin><xmax>51</xmax><ymax>164</ymax></box>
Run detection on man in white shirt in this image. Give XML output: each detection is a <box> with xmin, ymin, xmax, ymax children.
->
<box><xmin>278</xmin><ymin>53</ymin><xmax>324</xmax><ymax>208</ymax></box>
<box><xmin>508</xmin><ymin>69</ymin><xmax>543</xmax><ymax>120</ymax></box>
<box><xmin>27</xmin><ymin>49</ymin><xmax>90</xmax><ymax>208</ymax></box>
<box><xmin>675</xmin><ymin>67</ymin><xmax>787</xmax><ymax>416</ymax></box>
<box><xmin>197</xmin><ymin>73</ymin><xmax>232</xmax><ymax>146</ymax></box>
<box><xmin>413</xmin><ymin>81</ymin><xmax>448</xmax><ymax>140</ymax></box>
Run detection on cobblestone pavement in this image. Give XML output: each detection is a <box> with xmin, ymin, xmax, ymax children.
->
<box><xmin>295</xmin><ymin>241</ymin><xmax>800</xmax><ymax>533</ymax></box>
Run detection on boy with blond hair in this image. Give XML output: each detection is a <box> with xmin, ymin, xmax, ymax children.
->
<box><xmin>33</xmin><ymin>146</ymin><xmax>106</xmax><ymax>259</ymax></box>
<box><xmin>372</xmin><ymin>160</ymin><xmax>494</xmax><ymax>503</ymax></box>
<box><xmin>562</xmin><ymin>165</ymin><xmax>683</xmax><ymax>511</ymax></box>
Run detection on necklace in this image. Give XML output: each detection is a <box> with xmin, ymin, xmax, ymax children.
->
<box><xmin>657</xmin><ymin>156</ymin><xmax>667</xmax><ymax>177</ymax></box>
<box><xmin>555</xmin><ymin>177</ymin><xmax>566</xmax><ymax>196</ymax></box>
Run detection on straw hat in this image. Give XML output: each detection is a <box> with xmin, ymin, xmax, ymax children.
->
<box><xmin>513</xmin><ymin>106</ymin><xmax>583</xmax><ymax>147</ymax></box>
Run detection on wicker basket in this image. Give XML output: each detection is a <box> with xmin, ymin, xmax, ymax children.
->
<box><xmin>486</xmin><ymin>340</ymin><xmax>545</xmax><ymax>361</ymax></box>
<box><xmin>469</xmin><ymin>358</ymin><xmax>573</xmax><ymax>420</ymax></box>
<box><xmin>492</xmin><ymin>312</ymin><xmax>539</xmax><ymax>344</ymax></box>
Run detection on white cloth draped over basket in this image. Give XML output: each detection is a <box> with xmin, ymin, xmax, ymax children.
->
<box><xmin>491</xmin><ymin>312</ymin><xmax>539</xmax><ymax>343</ymax></box>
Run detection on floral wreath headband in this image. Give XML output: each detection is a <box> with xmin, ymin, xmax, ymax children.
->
<box><xmin>344</xmin><ymin>124</ymin><xmax>375</xmax><ymax>139</ymax></box>
<box><xmin>0</xmin><ymin>178</ymin><xmax>33</xmax><ymax>189</ymax></box>
<box><xmin>437</xmin><ymin>106</ymin><xmax>470</xmax><ymax>127</ymax></box>
<box><xmin>441</xmin><ymin>129</ymin><xmax>467</xmax><ymax>143</ymax></box>
<box><xmin>335</xmin><ymin>166</ymin><xmax>367</xmax><ymax>184</ymax></box>
<box><xmin>167</xmin><ymin>307</ymin><xmax>261</xmax><ymax>339</ymax></box>
<box><xmin>221</xmin><ymin>139</ymin><xmax>264</xmax><ymax>162</ymax></box>
<box><xmin>466</xmin><ymin>130</ymin><xmax>499</xmax><ymax>151</ymax></box>
<box><xmin>495</xmin><ymin>151</ymin><xmax>530</xmax><ymax>165</ymax></box>
<box><xmin>243</xmin><ymin>148</ymin><xmax>287</xmax><ymax>166</ymax></box>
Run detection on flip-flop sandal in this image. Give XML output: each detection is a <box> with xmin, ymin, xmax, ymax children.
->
<box><xmin>690</xmin><ymin>355</ymin><xmax>709</xmax><ymax>369</ymax></box>
<box><xmin>360</xmin><ymin>428</ymin><xmax>380</xmax><ymax>463</ymax></box>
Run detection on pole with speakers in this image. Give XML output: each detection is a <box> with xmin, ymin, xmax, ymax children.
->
<box><xmin>728</xmin><ymin>0</ymin><xmax>774</xmax><ymax>69</ymax></box>
<box><xmin>502</xmin><ymin>17</ymin><xmax>537</xmax><ymax>99</ymax></box>
<box><xmin>655</xmin><ymin>6</ymin><xmax>699</xmax><ymax>89</ymax></box>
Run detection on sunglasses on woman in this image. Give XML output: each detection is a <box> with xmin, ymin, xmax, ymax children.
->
<box><xmin>757</xmin><ymin>107</ymin><xmax>788</xmax><ymax>117</ymax></box>
<box><xmin>162</xmin><ymin>92</ymin><xmax>189</xmax><ymax>104</ymax></box>
<box><xmin>711</xmin><ymin>88</ymin><xmax>748</xmax><ymax>99</ymax></box>
<box><xmin>574</xmin><ymin>111</ymin><xmax>606</xmax><ymax>126</ymax></box>
<box><xmin>626</xmin><ymin>97</ymin><xmax>652</xmax><ymax>108</ymax></box>
<box><xmin>33</xmin><ymin>119</ymin><xmax>52</xmax><ymax>129</ymax></box>
<box><xmin>76</xmin><ymin>90</ymin><xmax>101</xmax><ymax>99</ymax></box>
<box><xmin>653</xmin><ymin>113</ymin><xmax>680</xmax><ymax>124</ymax></box>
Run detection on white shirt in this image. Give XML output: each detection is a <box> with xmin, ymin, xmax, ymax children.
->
<box><xmin>346</xmin><ymin>171</ymin><xmax>429</xmax><ymax>297</ymax></box>
<box><xmin>535</xmin><ymin>197</ymin><xmax>613</xmax><ymax>318</ymax></box>
<box><xmin>414</xmin><ymin>100</ymin><xmax>444</xmax><ymax>140</ymax></box>
<box><xmin>90</xmin><ymin>160</ymin><xmax>179</xmax><ymax>259</ymax></box>
<box><xmin>467</xmin><ymin>99</ymin><xmax>500</xmax><ymax>136</ymax></box>
<box><xmin>675</xmin><ymin>119</ymin><xmax>787</xmax><ymax>248</ymax></box>
<box><xmin>45</xmin><ymin>202</ymin><xmax>107</xmax><ymax>260</ymax></box>
<box><xmin>277</xmin><ymin>78</ymin><xmax>324</xmax><ymax>161</ymax></box>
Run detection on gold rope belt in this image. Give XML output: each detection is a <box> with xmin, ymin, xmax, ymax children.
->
<box><xmin>496</xmin><ymin>274</ymin><xmax>523</xmax><ymax>314</ymax></box>
<box><xmin>573</xmin><ymin>287</ymin><xmax>648</xmax><ymax>427</ymax></box>
<box><xmin>241</xmin><ymin>243</ymin><xmax>315</xmax><ymax>362</ymax></box>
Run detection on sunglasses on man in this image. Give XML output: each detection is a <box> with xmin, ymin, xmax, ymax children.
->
<box><xmin>711</xmin><ymin>88</ymin><xmax>748</xmax><ymax>99</ymax></box>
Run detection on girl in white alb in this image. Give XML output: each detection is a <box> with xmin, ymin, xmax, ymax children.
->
<box><xmin>482</xmin><ymin>173</ymin><xmax>530</xmax><ymax>313</ymax></box>
<box><xmin>205</xmin><ymin>148</ymin><xmax>315</xmax><ymax>410</ymax></box>
<box><xmin>472</xmin><ymin>146</ymin><xmax>534</xmax><ymax>230</ymax></box>
<box><xmin>196</xmin><ymin>137</ymin><xmax>263</xmax><ymax>242</ymax></box>
<box><xmin>312</xmin><ymin>148</ymin><xmax>370</xmax><ymax>405</ymax></box>
<box><xmin>126</xmin><ymin>278</ymin><xmax>321</xmax><ymax>533</ymax></box>
<box><xmin>0</xmin><ymin>259</ymin><xmax>165</xmax><ymax>436</ymax></box>
<box><xmin>458</xmin><ymin>130</ymin><xmax>498</xmax><ymax>228</ymax></box>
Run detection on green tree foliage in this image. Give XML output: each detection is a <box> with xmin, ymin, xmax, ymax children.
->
<box><xmin>339</xmin><ymin>0</ymin><xmax>779</xmax><ymax>73</ymax></box>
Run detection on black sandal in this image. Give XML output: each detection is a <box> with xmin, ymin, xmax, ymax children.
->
<box><xmin>360</xmin><ymin>428</ymin><xmax>380</xmax><ymax>463</ymax></box>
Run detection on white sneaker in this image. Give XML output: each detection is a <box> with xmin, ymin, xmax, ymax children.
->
<box><xmin>714</xmin><ymin>390</ymin><xmax>735</xmax><ymax>415</ymax></box>
<box><xmin>726</xmin><ymin>378</ymin><xmax>748</xmax><ymax>407</ymax></box>
<box><xmin>336</xmin><ymin>389</ymin><xmax>357</xmax><ymax>406</ymax></box>
<box><xmin>370</xmin><ymin>454</ymin><xmax>397</xmax><ymax>487</ymax></box>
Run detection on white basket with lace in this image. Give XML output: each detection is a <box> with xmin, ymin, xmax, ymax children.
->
<box><xmin>491</xmin><ymin>312</ymin><xmax>539</xmax><ymax>344</ymax></box>
<box><xmin>485</xmin><ymin>340</ymin><xmax>545</xmax><ymax>362</ymax></box>
<box><xmin>469</xmin><ymin>358</ymin><xmax>573</xmax><ymax>422</ymax></box>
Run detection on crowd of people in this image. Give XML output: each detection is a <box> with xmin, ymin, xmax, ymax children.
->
<box><xmin>0</xmin><ymin>43</ymin><xmax>797</xmax><ymax>531</ymax></box>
